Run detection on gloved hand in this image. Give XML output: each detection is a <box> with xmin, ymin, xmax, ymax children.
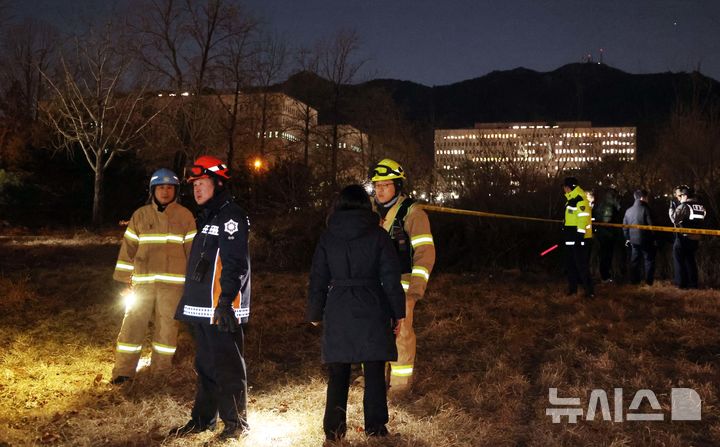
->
<box><xmin>213</xmin><ymin>297</ymin><xmax>239</xmax><ymax>333</ymax></box>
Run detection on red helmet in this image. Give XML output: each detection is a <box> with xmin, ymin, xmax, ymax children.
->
<box><xmin>187</xmin><ymin>155</ymin><xmax>230</xmax><ymax>182</ymax></box>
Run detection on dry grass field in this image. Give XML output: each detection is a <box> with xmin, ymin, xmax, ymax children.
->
<box><xmin>1</xmin><ymin>232</ymin><xmax>719</xmax><ymax>446</ymax></box>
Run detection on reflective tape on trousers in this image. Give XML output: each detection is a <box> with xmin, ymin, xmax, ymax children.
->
<box><xmin>421</xmin><ymin>205</ymin><xmax>720</xmax><ymax>236</ymax></box>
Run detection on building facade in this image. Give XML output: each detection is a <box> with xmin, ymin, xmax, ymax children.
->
<box><xmin>435</xmin><ymin>121</ymin><xmax>636</xmax><ymax>173</ymax></box>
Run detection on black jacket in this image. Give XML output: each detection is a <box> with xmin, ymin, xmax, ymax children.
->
<box><xmin>307</xmin><ymin>208</ymin><xmax>405</xmax><ymax>364</ymax></box>
<box><xmin>175</xmin><ymin>190</ymin><xmax>251</xmax><ymax>324</ymax></box>
<box><xmin>623</xmin><ymin>199</ymin><xmax>654</xmax><ymax>245</ymax></box>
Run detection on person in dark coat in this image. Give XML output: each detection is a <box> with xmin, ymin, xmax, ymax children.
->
<box><xmin>170</xmin><ymin>156</ymin><xmax>251</xmax><ymax>441</ymax></box>
<box><xmin>623</xmin><ymin>189</ymin><xmax>656</xmax><ymax>285</ymax></box>
<box><xmin>593</xmin><ymin>189</ymin><xmax>622</xmax><ymax>282</ymax></box>
<box><xmin>307</xmin><ymin>184</ymin><xmax>405</xmax><ymax>442</ymax></box>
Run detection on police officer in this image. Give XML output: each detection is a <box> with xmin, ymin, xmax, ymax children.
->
<box><xmin>171</xmin><ymin>156</ymin><xmax>251</xmax><ymax>440</ymax></box>
<box><xmin>370</xmin><ymin>159</ymin><xmax>435</xmax><ymax>395</ymax></box>
<box><xmin>562</xmin><ymin>177</ymin><xmax>594</xmax><ymax>298</ymax></box>
<box><xmin>670</xmin><ymin>185</ymin><xmax>706</xmax><ymax>289</ymax></box>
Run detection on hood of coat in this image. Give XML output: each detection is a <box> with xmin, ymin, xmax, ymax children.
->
<box><xmin>327</xmin><ymin>209</ymin><xmax>380</xmax><ymax>240</ymax></box>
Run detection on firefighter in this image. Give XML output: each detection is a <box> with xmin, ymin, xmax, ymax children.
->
<box><xmin>370</xmin><ymin>158</ymin><xmax>435</xmax><ymax>395</ymax></box>
<box><xmin>670</xmin><ymin>185</ymin><xmax>706</xmax><ymax>289</ymax></box>
<box><xmin>562</xmin><ymin>177</ymin><xmax>594</xmax><ymax>298</ymax></box>
<box><xmin>171</xmin><ymin>156</ymin><xmax>251</xmax><ymax>440</ymax></box>
<box><xmin>111</xmin><ymin>168</ymin><xmax>196</xmax><ymax>385</ymax></box>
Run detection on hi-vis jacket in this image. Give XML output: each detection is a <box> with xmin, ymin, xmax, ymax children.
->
<box><xmin>175</xmin><ymin>190</ymin><xmax>251</xmax><ymax>325</ymax></box>
<box><xmin>113</xmin><ymin>202</ymin><xmax>196</xmax><ymax>286</ymax></box>
<box><xmin>563</xmin><ymin>186</ymin><xmax>593</xmax><ymax>244</ymax></box>
<box><xmin>380</xmin><ymin>195</ymin><xmax>435</xmax><ymax>298</ymax></box>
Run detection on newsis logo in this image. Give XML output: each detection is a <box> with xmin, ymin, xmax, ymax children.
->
<box><xmin>546</xmin><ymin>388</ymin><xmax>701</xmax><ymax>423</ymax></box>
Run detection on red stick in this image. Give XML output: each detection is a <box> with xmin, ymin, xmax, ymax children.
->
<box><xmin>540</xmin><ymin>244</ymin><xmax>559</xmax><ymax>256</ymax></box>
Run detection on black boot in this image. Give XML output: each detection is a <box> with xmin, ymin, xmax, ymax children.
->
<box><xmin>168</xmin><ymin>420</ymin><xmax>216</xmax><ymax>437</ymax></box>
<box><xmin>217</xmin><ymin>421</ymin><xmax>249</xmax><ymax>440</ymax></box>
<box><xmin>110</xmin><ymin>376</ymin><xmax>132</xmax><ymax>385</ymax></box>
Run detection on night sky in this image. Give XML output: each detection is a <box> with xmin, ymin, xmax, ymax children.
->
<box><xmin>12</xmin><ymin>0</ymin><xmax>720</xmax><ymax>85</ymax></box>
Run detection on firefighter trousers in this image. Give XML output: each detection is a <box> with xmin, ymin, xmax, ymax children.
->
<box><xmin>112</xmin><ymin>283</ymin><xmax>183</xmax><ymax>379</ymax></box>
<box><xmin>388</xmin><ymin>296</ymin><xmax>416</xmax><ymax>390</ymax></box>
<box><xmin>188</xmin><ymin>323</ymin><xmax>248</xmax><ymax>429</ymax></box>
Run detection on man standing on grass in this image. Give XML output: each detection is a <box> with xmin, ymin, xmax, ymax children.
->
<box><xmin>670</xmin><ymin>185</ymin><xmax>706</xmax><ymax>289</ymax></box>
<box><xmin>623</xmin><ymin>189</ymin><xmax>656</xmax><ymax>286</ymax></box>
<box><xmin>562</xmin><ymin>177</ymin><xmax>594</xmax><ymax>298</ymax></box>
<box><xmin>111</xmin><ymin>168</ymin><xmax>196</xmax><ymax>385</ymax></box>
<box><xmin>370</xmin><ymin>158</ymin><xmax>435</xmax><ymax>396</ymax></box>
<box><xmin>171</xmin><ymin>156</ymin><xmax>251</xmax><ymax>441</ymax></box>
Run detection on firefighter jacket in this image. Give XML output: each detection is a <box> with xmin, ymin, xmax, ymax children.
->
<box><xmin>672</xmin><ymin>198</ymin><xmax>707</xmax><ymax>240</ymax></box>
<box><xmin>563</xmin><ymin>186</ymin><xmax>593</xmax><ymax>243</ymax></box>
<box><xmin>378</xmin><ymin>195</ymin><xmax>435</xmax><ymax>299</ymax></box>
<box><xmin>307</xmin><ymin>208</ymin><xmax>405</xmax><ymax>363</ymax></box>
<box><xmin>113</xmin><ymin>201</ymin><xmax>196</xmax><ymax>286</ymax></box>
<box><xmin>175</xmin><ymin>190</ymin><xmax>251</xmax><ymax>325</ymax></box>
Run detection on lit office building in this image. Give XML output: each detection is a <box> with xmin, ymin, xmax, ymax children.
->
<box><xmin>435</xmin><ymin>121</ymin><xmax>636</xmax><ymax>174</ymax></box>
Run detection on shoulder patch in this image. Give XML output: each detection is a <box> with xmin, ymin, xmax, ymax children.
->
<box><xmin>224</xmin><ymin>219</ymin><xmax>239</xmax><ymax>235</ymax></box>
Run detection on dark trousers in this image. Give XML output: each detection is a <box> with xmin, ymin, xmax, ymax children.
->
<box><xmin>597</xmin><ymin>239</ymin><xmax>615</xmax><ymax>281</ymax></box>
<box><xmin>565</xmin><ymin>241</ymin><xmax>593</xmax><ymax>295</ymax></box>
<box><xmin>324</xmin><ymin>361</ymin><xmax>388</xmax><ymax>439</ymax></box>
<box><xmin>189</xmin><ymin>323</ymin><xmax>248</xmax><ymax>429</ymax></box>
<box><xmin>629</xmin><ymin>243</ymin><xmax>656</xmax><ymax>285</ymax></box>
<box><xmin>673</xmin><ymin>237</ymin><xmax>699</xmax><ymax>288</ymax></box>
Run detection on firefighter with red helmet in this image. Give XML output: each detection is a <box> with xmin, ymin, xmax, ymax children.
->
<box><xmin>170</xmin><ymin>156</ymin><xmax>252</xmax><ymax>441</ymax></box>
<box><xmin>370</xmin><ymin>159</ymin><xmax>435</xmax><ymax>395</ymax></box>
<box><xmin>111</xmin><ymin>168</ymin><xmax>196</xmax><ymax>385</ymax></box>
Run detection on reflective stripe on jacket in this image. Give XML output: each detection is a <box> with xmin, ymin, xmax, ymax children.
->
<box><xmin>564</xmin><ymin>186</ymin><xmax>593</xmax><ymax>242</ymax></box>
<box><xmin>381</xmin><ymin>195</ymin><xmax>436</xmax><ymax>299</ymax></box>
<box><xmin>175</xmin><ymin>190</ymin><xmax>251</xmax><ymax>324</ymax></box>
<box><xmin>113</xmin><ymin>201</ymin><xmax>196</xmax><ymax>285</ymax></box>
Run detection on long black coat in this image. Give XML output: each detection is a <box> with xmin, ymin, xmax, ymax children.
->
<box><xmin>306</xmin><ymin>208</ymin><xmax>405</xmax><ymax>364</ymax></box>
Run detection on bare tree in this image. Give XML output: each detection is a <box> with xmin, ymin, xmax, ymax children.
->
<box><xmin>657</xmin><ymin>82</ymin><xmax>720</xmax><ymax>225</ymax></box>
<box><xmin>129</xmin><ymin>0</ymin><xmax>250</xmax><ymax>159</ymax></box>
<box><xmin>315</xmin><ymin>29</ymin><xmax>365</xmax><ymax>189</ymax></box>
<box><xmin>291</xmin><ymin>49</ymin><xmax>321</xmax><ymax>166</ymax></box>
<box><xmin>250</xmin><ymin>33</ymin><xmax>287</xmax><ymax>157</ymax></box>
<box><xmin>0</xmin><ymin>18</ymin><xmax>59</xmax><ymax>122</ymax></box>
<box><xmin>40</xmin><ymin>26</ymin><xmax>162</xmax><ymax>226</ymax></box>
<box><xmin>213</xmin><ymin>9</ymin><xmax>259</xmax><ymax>169</ymax></box>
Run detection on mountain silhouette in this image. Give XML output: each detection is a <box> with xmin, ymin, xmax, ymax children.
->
<box><xmin>280</xmin><ymin>64</ymin><xmax>720</xmax><ymax>156</ymax></box>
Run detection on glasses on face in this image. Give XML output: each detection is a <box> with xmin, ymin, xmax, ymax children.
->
<box><xmin>374</xmin><ymin>182</ymin><xmax>394</xmax><ymax>190</ymax></box>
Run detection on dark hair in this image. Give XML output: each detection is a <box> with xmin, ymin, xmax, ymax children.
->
<box><xmin>676</xmin><ymin>185</ymin><xmax>692</xmax><ymax>196</ymax></box>
<box><xmin>563</xmin><ymin>177</ymin><xmax>578</xmax><ymax>189</ymax></box>
<box><xmin>633</xmin><ymin>189</ymin><xmax>648</xmax><ymax>200</ymax></box>
<box><xmin>335</xmin><ymin>184</ymin><xmax>371</xmax><ymax>212</ymax></box>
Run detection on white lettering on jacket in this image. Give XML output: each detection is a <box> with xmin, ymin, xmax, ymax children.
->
<box><xmin>201</xmin><ymin>225</ymin><xmax>219</xmax><ymax>236</ymax></box>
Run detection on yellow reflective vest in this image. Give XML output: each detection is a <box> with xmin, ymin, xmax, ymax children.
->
<box><xmin>564</xmin><ymin>186</ymin><xmax>593</xmax><ymax>242</ymax></box>
<box><xmin>113</xmin><ymin>201</ymin><xmax>197</xmax><ymax>286</ymax></box>
<box><xmin>380</xmin><ymin>195</ymin><xmax>436</xmax><ymax>299</ymax></box>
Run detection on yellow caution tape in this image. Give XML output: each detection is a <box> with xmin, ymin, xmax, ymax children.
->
<box><xmin>421</xmin><ymin>204</ymin><xmax>720</xmax><ymax>237</ymax></box>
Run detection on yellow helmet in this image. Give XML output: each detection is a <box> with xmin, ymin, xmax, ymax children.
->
<box><xmin>370</xmin><ymin>158</ymin><xmax>406</xmax><ymax>182</ymax></box>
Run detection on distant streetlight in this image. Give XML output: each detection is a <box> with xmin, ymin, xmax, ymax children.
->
<box><xmin>251</xmin><ymin>157</ymin><xmax>266</xmax><ymax>172</ymax></box>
